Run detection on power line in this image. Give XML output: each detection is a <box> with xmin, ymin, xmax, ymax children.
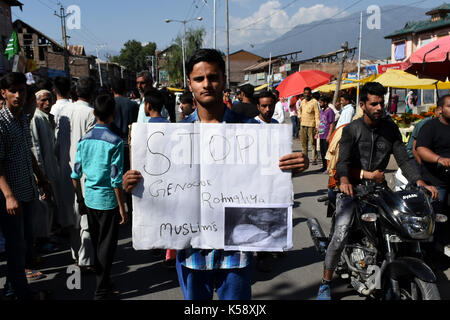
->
<box><xmin>254</xmin><ymin>0</ymin><xmax>434</xmax><ymax>47</ymax></box>
<box><xmin>36</xmin><ymin>0</ymin><xmax>57</xmax><ymax>11</ymax></box>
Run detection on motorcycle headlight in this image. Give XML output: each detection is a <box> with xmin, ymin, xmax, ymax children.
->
<box><xmin>397</xmin><ymin>212</ymin><xmax>434</xmax><ymax>240</ymax></box>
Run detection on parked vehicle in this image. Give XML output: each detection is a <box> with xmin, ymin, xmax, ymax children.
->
<box><xmin>308</xmin><ymin>181</ymin><xmax>447</xmax><ymax>300</ymax></box>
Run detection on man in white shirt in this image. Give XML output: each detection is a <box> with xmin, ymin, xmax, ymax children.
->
<box><xmin>254</xmin><ymin>91</ymin><xmax>279</xmax><ymax>124</ymax></box>
<box><xmin>136</xmin><ymin>71</ymin><xmax>154</xmax><ymax>123</ymax></box>
<box><xmin>56</xmin><ymin>77</ymin><xmax>96</xmax><ymax>271</ymax></box>
<box><xmin>272</xmin><ymin>91</ymin><xmax>285</xmax><ymax>124</ymax></box>
<box><xmin>50</xmin><ymin>77</ymin><xmax>73</xmax><ymax>126</ymax></box>
<box><xmin>335</xmin><ymin>94</ymin><xmax>355</xmax><ymax>128</ymax></box>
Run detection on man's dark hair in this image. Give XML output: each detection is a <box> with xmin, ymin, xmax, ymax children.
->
<box><xmin>340</xmin><ymin>93</ymin><xmax>352</xmax><ymax>103</ymax></box>
<box><xmin>257</xmin><ymin>90</ymin><xmax>276</xmax><ymax>104</ymax></box>
<box><xmin>111</xmin><ymin>78</ymin><xmax>126</xmax><ymax>96</ymax></box>
<box><xmin>76</xmin><ymin>77</ymin><xmax>97</xmax><ymax>101</ymax></box>
<box><xmin>304</xmin><ymin>87</ymin><xmax>312</xmax><ymax>93</ymax></box>
<box><xmin>186</xmin><ymin>49</ymin><xmax>225</xmax><ymax>77</ymax></box>
<box><xmin>36</xmin><ymin>77</ymin><xmax>53</xmax><ymax>91</ymax></box>
<box><xmin>360</xmin><ymin>82</ymin><xmax>387</xmax><ymax>103</ymax></box>
<box><xmin>319</xmin><ymin>95</ymin><xmax>331</xmax><ymax>104</ymax></box>
<box><xmin>144</xmin><ymin>89</ymin><xmax>164</xmax><ymax>113</ymax></box>
<box><xmin>180</xmin><ymin>92</ymin><xmax>194</xmax><ymax>105</ymax></box>
<box><xmin>437</xmin><ymin>94</ymin><xmax>450</xmax><ymax>108</ymax></box>
<box><xmin>240</xmin><ymin>84</ymin><xmax>254</xmax><ymax>99</ymax></box>
<box><xmin>224</xmin><ymin>88</ymin><xmax>231</xmax><ymax>93</ymax></box>
<box><xmin>53</xmin><ymin>76</ymin><xmax>71</xmax><ymax>97</ymax></box>
<box><xmin>312</xmin><ymin>92</ymin><xmax>320</xmax><ymax>100</ymax></box>
<box><xmin>94</xmin><ymin>94</ymin><xmax>115</xmax><ymax>122</ymax></box>
<box><xmin>0</xmin><ymin>72</ymin><xmax>26</xmax><ymax>90</ymax></box>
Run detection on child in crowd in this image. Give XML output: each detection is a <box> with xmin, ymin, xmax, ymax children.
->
<box><xmin>145</xmin><ymin>89</ymin><xmax>170</xmax><ymax>123</ymax></box>
<box><xmin>71</xmin><ymin>94</ymin><xmax>127</xmax><ymax>300</ymax></box>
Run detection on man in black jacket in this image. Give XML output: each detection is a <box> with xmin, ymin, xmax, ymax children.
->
<box><xmin>317</xmin><ymin>82</ymin><xmax>438</xmax><ymax>300</ymax></box>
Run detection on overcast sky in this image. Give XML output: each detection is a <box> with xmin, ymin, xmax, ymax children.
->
<box><xmin>11</xmin><ymin>0</ymin><xmax>445</xmax><ymax>58</ymax></box>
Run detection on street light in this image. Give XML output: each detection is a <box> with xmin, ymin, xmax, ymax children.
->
<box><xmin>165</xmin><ymin>17</ymin><xmax>203</xmax><ymax>88</ymax></box>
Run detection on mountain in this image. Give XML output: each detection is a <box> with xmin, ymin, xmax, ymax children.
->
<box><xmin>250</xmin><ymin>5</ymin><xmax>429</xmax><ymax>60</ymax></box>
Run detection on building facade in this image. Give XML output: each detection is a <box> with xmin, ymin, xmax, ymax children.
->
<box><xmin>0</xmin><ymin>0</ymin><xmax>22</xmax><ymax>74</ymax></box>
<box><xmin>385</xmin><ymin>3</ymin><xmax>450</xmax><ymax>63</ymax></box>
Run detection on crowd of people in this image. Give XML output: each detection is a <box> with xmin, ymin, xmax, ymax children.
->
<box><xmin>0</xmin><ymin>47</ymin><xmax>449</xmax><ymax>301</ymax></box>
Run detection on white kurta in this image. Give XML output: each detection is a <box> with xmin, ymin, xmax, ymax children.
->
<box><xmin>30</xmin><ymin>109</ymin><xmax>61</xmax><ymax>237</ymax></box>
<box><xmin>50</xmin><ymin>98</ymin><xmax>72</xmax><ymax>129</ymax></box>
<box><xmin>55</xmin><ymin>100</ymin><xmax>96</xmax><ymax>227</ymax></box>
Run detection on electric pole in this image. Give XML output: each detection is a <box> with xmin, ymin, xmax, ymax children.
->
<box><xmin>356</xmin><ymin>12</ymin><xmax>363</xmax><ymax>109</ymax></box>
<box><xmin>96</xmin><ymin>44</ymin><xmax>106</xmax><ymax>87</ymax></box>
<box><xmin>333</xmin><ymin>41</ymin><xmax>349</xmax><ymax>107</ymax></box>
<box><xmin>54</xmin><ymin>2</ymin><xmax>70</xmax><ymax>75</ymax></box>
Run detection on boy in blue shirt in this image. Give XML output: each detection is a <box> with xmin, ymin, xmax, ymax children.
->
<box><xmin>144</xmin><ymin>89</ymin><xmax>170</xmax><ymax>123</ymax></box>
<box><xmin>71</xmin><ymin>94</ymin><xmax>127</xmax><ymax>300</ymax></box>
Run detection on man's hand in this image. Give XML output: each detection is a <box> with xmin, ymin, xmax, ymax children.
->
<box><xmin>6</xmin><ymin>194</ymin><xmax>21</xmax><ymax>216</ymax></box>
<box><xmin>123</xmin><ymin>170</ymin><xmax>143</xmax><ymax>193</ymax></box>
<box><xmin>279</xmin><ymin>153</ymin><xmax>309</xmax><ymax>176</ymax></box>
<box><xmin>416</xmin><ymin>180</ymin><xmax>439</xmax><ymax>200</ymax></box>
<box><xmin>366</xmin><ymin>170</ymin><xmax>385</xmax><ymax>184</ymax></box>
<box><xmin>119</xmin><ymin>207</ymin><xmax>128</xmax><ymax>225</ymax></box>
<box><xmin>339</xmin><ymin>177</ymin><xmax>354</xmax><ymax>197</ymax></box>
<box><xmin>437</xmin><ymin>157</ymin><xmax>450</xmax><ymax>168</ymax></box>
<box><xmin>39</xmin><ymin>180</ymin><xmax>53</xmax><ymax>201</ymax></box>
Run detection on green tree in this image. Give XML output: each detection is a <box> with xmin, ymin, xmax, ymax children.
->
<box><xmin>167</xmin><ymin>27</ymin><xmax>206</xmax><ymax>88</ymax></box>
<box><xmin>111</xmin><ymin>40</ymin><xmax>156</xmax><ymax>73</ymax></box>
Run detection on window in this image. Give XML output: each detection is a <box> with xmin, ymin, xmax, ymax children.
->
<box><xmin>422</xmin><ymin>90</ymin><xmax>435</xmax><ymax>104</ymax></box>
<box><xmin>23</xmin><ymin>34</ymin><xmax>34</xmax><ymax>60</ymax></box>
<box><xmin>394</xmin><ymin>41</ymin><xmax>406</xmax><ymax>61</ymax></box>
<box><xmin>419</xmin><ymin>37</ymin><xmax>434</xmax><ymax>48</ymax></box>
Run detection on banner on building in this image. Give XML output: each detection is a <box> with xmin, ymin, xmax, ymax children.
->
<box><xmin>377</xmin><ymin>63</ymin><xmax>403</xmax><ymax>74</ymax></box>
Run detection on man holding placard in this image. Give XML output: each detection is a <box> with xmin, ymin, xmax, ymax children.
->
<box><xmin>123</xmin><ymin>49</ymin><xmax>309</xmax><ymax>300</ymax></box>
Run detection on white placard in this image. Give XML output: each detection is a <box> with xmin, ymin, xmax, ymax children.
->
<box><xmin>131</xmin><ymin>123</ymin><xmax>293</xmax><ymax>251</ymax></box>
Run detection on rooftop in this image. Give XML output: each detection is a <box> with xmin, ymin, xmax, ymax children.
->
<box><xmin>4</xmin><ymin>0</ymin><xmax>23</xmax><ymax>9</ymax></box>
<box><xmin>385</xmin><ymin>9</ymin><xmax>450</xmax><ymax>39</ymax></box>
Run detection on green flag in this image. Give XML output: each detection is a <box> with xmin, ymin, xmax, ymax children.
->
<box><xmin>4</xmin><ymin>30</ymin><xmax>20</xmax><ymax>60</ymax></box>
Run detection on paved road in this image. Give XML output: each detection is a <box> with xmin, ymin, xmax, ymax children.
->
<box><xmin>1</xmin><ymin>139</ymin><xmax>450</xmax><ymax>300</ymax></box>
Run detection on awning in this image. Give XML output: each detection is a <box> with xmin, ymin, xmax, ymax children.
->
<box><xmin>315</xmin><ymin>75</ymin><xmax>377</xmax><ymax>93</ymax></box>
<box><xmin>167</xmin><ymin>87</ymin><xmax>184</xmax><ymax>93</ymax></box>
<box><xmin>374</xmin><ymin>69</ymin><xmax>438</xmax><ymax>89</ymax></box>
<box><xmin>255</xmin><ymin>84</ymin><xmax>268</xmax><ymax>91</ymax></box>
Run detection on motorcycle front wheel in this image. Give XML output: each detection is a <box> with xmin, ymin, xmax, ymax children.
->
<box><xmin>385</xmin><ymin>278</ymin><xmax>441</xmax><ymax>300</ymax></box>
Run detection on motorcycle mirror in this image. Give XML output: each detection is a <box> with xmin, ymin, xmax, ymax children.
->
<box><xmin>361</xmin><ymin>213</ymin><xmax>378</xmax><ymax>222</ymax></box>
<box><xmin>435</xmin><ymin>214</ymin><xmax>448</xmax><ymax>223</ymax></box>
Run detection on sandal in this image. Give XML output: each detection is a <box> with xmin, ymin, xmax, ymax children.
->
<box><xmin>25</xmin><ymin>269</ymin><xmax>46</xmax><ymax>281</ymax></box>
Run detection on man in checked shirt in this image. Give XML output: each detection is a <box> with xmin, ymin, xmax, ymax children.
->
<box><xmin>0</xmin><ymin>72</ymin><xmax>52</xmax><ymax>300</ymax></box>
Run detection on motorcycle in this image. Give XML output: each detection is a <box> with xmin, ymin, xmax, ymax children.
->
<box><xmin>308</xmin><ymin>181</ymin><xmax>448</xmax><ymax>300</ymax></box>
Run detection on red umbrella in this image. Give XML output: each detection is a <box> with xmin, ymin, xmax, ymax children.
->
<box><xmin>403</xmin><ymin>35</ymin><xmax>450</xmax><ymax>81</ymax></box>
<box><xmin>276</xmin><ymin>70</ymin><xmax>333</xmax><ymax>98</ymax></box>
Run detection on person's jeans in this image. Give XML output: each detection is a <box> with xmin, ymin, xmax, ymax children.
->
<box><xmin>86</xmin><ymin>207</ymin><xmax>120</xmax><ymax>299</ymax></box>
<box><xmin>0</xmin><ymin>194</ymin><xmax>34</xmax><ymax>299</ymax></box>
<box><xmin>176</xmin><ymin>256</ymin><xmax>252</xmax><ymax>300</ymax></box>
<box><xmin>324</xmin><ymin>194</ymin><xmax>355</xmax><ymax>271</ymax></box>
<box><xmin>290</xmin><ymin>116</ymin><xmax>299</xmax><ymax>138</ymax></box>
<box><xmin>320</xmin><ymin>139</ymin><xmax>329</xmax><ymax>170</ymax></box>
<box><xmin>300</xmin><ymin>126</ymin><xmax>317</xmax><ymax>162</ymax></box>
